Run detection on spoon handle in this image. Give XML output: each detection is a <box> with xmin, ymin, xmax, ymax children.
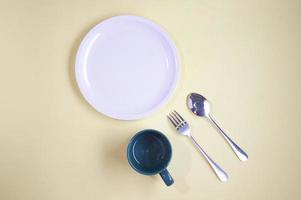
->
<box><xmin>189</xmin><ymin>135</ymin><xmax>228</xmax><ymax>182</ymax></box>
<box><xmin>207</xmin><ymin>115</ymin><xmax>248</xmax><ymax>161</ymax></box>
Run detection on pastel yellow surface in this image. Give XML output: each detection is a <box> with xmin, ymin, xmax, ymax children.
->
<box><xmin>0</xmin><ymin>0</ymin><xmax>300</xmax><ymax>199</ymax></box>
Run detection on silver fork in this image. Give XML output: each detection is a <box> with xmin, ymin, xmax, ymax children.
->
<box><xmin>167</xmin><ymin>110</ymin><xmax>229</xmax><ymax>182</ymax></box>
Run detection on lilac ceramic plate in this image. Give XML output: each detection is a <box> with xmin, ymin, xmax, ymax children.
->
<box><xmin>75</xmin><ymin>15</ymin><xmax>179</xmax><ymax>120</ymax></box>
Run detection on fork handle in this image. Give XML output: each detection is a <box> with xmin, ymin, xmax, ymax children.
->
<box><xmin>189</xmin><ymin>135</ymin><xmax>229</xmax><ymax>182</ymax></box>
<box><xmin>207</xmin><ymin>115</ymin><xmax>248</xmax><ymax>162</ymax></box>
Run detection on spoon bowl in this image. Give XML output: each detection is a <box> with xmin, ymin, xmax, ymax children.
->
<box><xmin>187</xmin><ymin>93</ymin><xmax>210</xmax><ymax>117</ymax></box>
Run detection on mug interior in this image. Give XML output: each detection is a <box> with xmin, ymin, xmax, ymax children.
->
<box><xmin>127</xmin><ymin>129</ymin><xmax>172</xmax><ymax>175</ymax></box>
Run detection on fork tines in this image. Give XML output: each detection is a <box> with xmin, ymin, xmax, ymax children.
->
<box><xmin>167</xmin><ymin>110</ymin><xmax>186</xmax><ymax>129</ymax></box>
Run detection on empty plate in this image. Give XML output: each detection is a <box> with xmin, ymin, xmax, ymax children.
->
<box><xmin>75</xmin><ymin>15</ymin><xmax>180</xmax><ymax>120</ymax></box>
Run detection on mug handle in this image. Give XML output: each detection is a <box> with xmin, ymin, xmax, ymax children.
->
<box><xmin>159</xmin><ymin>169</ymin><xmax>174</xmax><ymax>186</ymax></box>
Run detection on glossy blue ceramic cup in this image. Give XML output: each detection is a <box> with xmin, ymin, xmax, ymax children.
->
<box><xmin>127</xmin><ymin>129</ymin><xmax>174</xmax><ymax>186</ymax></box>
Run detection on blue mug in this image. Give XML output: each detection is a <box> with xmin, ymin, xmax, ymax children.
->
<box><xmin>127</xmin><ymin>129</ymin><xmax>174</xmax><ymax>186</ymax></box>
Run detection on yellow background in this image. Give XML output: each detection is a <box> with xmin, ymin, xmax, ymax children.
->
<box><xmin>1</xmin><ymin>0</ymin><xmax>300</xmax><ymax>199</ymax></box>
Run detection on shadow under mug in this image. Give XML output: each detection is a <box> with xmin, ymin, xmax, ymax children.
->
<box><xmin>127</xmin><ymin>129</ymin><xmax>174</xmax><ymax>186</ymax></box>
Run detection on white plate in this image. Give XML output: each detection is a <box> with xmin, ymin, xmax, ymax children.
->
<box><xmin>75</xmin><ymin>15</ymin><xmax>180</xmax><ymax>120</ymax></box>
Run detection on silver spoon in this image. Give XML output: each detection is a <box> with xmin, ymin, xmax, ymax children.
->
<box><xmin>187</xmin><ymin>93</ymin><xmax>248</xmax><ymax>161</ymax></box>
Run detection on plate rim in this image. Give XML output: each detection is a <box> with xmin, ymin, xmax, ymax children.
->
<box><xmin>75</xmin><ymin>15</ymin><xmax>180</xmax><ymax>120</ymax></box>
